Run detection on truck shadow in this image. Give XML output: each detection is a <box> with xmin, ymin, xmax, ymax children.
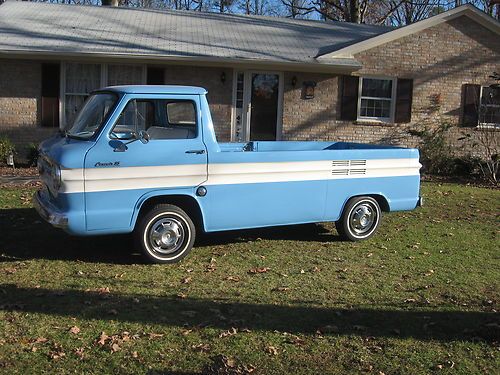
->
<box><xmin>0</xmin><ymin>208</ymin><xmax>339</xmax><ymax>264</ymax></box>
<box><xmin>1</xmin><ymin>284</ymin><xmax>498</xmax><ymax>344</ymax></box>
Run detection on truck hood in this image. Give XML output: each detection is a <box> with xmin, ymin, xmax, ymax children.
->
<box><xmin>39</xmin><ymin>134</ymin><xmax>94</xmax><ymax>169</ymax></box>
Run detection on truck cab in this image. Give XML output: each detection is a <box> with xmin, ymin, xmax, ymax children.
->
<box><xmin>35</xmin><ymin>85</ymin><xmax>422</xmax><ymax>263</ymax></box>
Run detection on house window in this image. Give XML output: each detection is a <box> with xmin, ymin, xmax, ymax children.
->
<box><xmin>479</xmin><ymin>86</ymin><xmax>500</xmax><ymax>128</ymax></box>
<box><xmin>358</xmin><ymin>77</ymin><xmax>395</xmax><ymax>121</ymax></box>
<box><xmin>64</xmin><ymin>63</ymin><xmax>101</xmax><ymax>127</ymax></box>
<box><xmin>108</xmin><ymin>65</ymin><xmax>144</xmax><ymax>86</ymax></box>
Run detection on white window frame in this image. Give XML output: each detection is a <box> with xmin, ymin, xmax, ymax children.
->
<box><xmin>357</xmin><ymin>76</ymin><xmax>397</xmax><ymax>123</ymax></box>
<box><xmin>478</xmin><ymin>85</ymin><xmax>500</xmax><ymax>130</ymax></box>
<box><xmin>59</xmin><ymin>62</ymin><xmax>147</xmax><ymax>129</ymax></box>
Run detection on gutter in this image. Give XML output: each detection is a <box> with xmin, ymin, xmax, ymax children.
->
<box><xmin>0</xmin><ymin>49</ymin><xmax>362</xmax><ymax>74</ymax></box>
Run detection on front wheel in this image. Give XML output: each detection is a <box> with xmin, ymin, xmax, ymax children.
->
<box><xmin>135</xmin><ymin>204</ymin><xmax>195</xmax><ymax>264</ymax></box>
<box><xmin>336</xmin><ymin>197</ymin><xmax>381</xmax><ymax>241</ymax></box>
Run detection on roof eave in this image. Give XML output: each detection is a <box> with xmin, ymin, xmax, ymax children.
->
<box><xmin>317</xmin><ymin>4</ymin><xmax>500</xmax><ymax>60</ymax></box>
<box><xmin>0</xmin><ymin>49</ymin><xmax>362</xmax><ymax>74</ymax></box>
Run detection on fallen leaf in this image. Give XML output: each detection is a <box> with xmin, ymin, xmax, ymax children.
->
<box><xmin>265</xmin><ymin>345</ymin><xmax>279</xmax><ymax>355</ymax></box>
<box><xmin>219</xmin><ymin>327</ymin><xmax>238</xmax><ymax>338</ymax></box>
<box><xmin>111</xmin><ymin>343</ymin><xmax>120</xmax><ymax>353</ymax></box>
<box><xmin>248</xmin><ymin>267</ymin><xmax>270</xmax><ymax>274</ymax></box>
<box><xmin>404</xmin><ymin>298</ymin><xmax>416</xmax><ymax>303</ymax></box>
<box><xmin>97</xmin><ymin>332</ymin><xmax>109</xmax><ymax>346</ymax></box>
<box><xmin>300</xmin><ymin>269</ymin><xmax>305</xmax><ymax>274</ymax></box>
<box><xmin>180</xmin><ymin>328</ymin><xmax>193</xmax><ymax>336</ymax></box>
<box><xmin>69</xmin><ymin>326</ymin><xmax>80</xmax><ymax>335</ymax></box>
<box><xmin>148</xmin><ymin>333</ymin><xmax>164</xmax><ymax>339</ymax></box>
<box><xmin>75</xmin><ymin>347</ymin><xmax>85</xmax><ymax>359</ymax></box>
<box><xmin>181</xmin><ymin>276</ymin><xmax>192</xmax><ymax>284</ymax></box>
<box><xmin>191</xmin><ymin>343</ymin><xmax>210</xmax><ymax>352</ymax></box>
<box><xmin>131</xmin><ymin>351</ymin><xmax>138</xmax><ymax>358</ymax></box>
<box><xmin>224</xmin><ymin>276</ymin><xmax>240</xmax><ymax>282</ymax></box>
<box><xmin>176</xmin><ymin>293</ymin><xmax>187</xmax><ymax>299</ymax></box>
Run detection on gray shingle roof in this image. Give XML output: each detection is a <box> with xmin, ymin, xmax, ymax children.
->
<box><xmin>0</xmin><ymin>2</ymin><xmax>391</xmax><ymax>69</ymax></box>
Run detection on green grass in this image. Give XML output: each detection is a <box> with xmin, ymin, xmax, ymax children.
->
<box><xmin>0</xmin><ymin>182</ymin><xmax>499</xmax><ymax>374</ymax></box>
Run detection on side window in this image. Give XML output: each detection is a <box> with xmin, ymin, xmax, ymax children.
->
<box><xmin>112</xmin><ymin>100</ymin><xmax>155</xmax><ymax>138</ymax></box>
<box><xmin>147</xmin><ymin>100</ymin><xmax>197</xmax><ymax>140</ymax></box>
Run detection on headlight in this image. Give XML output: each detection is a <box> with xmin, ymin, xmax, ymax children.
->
<box><xmin>37</xmin><ymin>158</ymin><xmax>43</xmax><ymax>174</ymax></box>
<box><xmin>52</xmin><ymin>164</ymin><xmax>62</xmax><ymax>191</ymax></box>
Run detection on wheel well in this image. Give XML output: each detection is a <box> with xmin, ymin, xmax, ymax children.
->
<box><xmin>365</xmin><ymin>194</ymin><xmax>390</xmax><ymax>212</ymax></box>
<box><xmin>345</xmin><ymin>194</ymin><xmax>390</xmax><ymax>213</ymax></box>
<box><xmin>136</xmin><ymin>195</ymin><xmax>204</xmax><ymax>232</ymax></box>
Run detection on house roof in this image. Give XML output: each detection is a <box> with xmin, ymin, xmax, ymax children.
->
<box><xmin>0</xmin><ymin>1</ymin><xmax>391</xmax><ymax>71</ymax></box>
<box><xmin>318</xmin><ymin>3</ymin><xmax>500</xmax><ymax>61</ymax></box>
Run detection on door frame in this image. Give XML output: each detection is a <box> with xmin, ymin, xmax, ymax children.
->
<box><xmin>231</xmin><ymin>70</ymin><xmax>284</xmax><ymax>142</ymax></box>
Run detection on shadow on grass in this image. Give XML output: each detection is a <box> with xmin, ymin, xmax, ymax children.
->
<box><xmin>0</xmin><ymin>208</ymin><xmax>339</xmax><ymax>264</ymax></box>
<box><xmin>1</xmin><ymin>284</ymin><xmax>498</xmax><ymax>343</ymax></box>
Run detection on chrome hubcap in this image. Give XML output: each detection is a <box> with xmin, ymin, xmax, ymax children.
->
<box><xmin>148</xmin><ymin>217</ymin><xmax>185</xmax><ymax>255</ymax></box>
<box><xmin>349</xmin><ymin>203</ymin><xmax>377</xmax><ymax>235</ymax></box>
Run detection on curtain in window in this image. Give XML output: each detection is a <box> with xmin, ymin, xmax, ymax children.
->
<box><xmin>64</xmin><ymin>63</ymin><xmax>101</xmax><ymax>126</ymax></box>
<box><xmin>108</xmin><ymin>65</ymin><xmax>143</xmax><ymax>86</ymax></box>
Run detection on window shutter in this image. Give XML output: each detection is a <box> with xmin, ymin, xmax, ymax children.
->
<box><xmin>340</xmin><ymin>75</ymin><xmax>359</xmax><ymax>121</ymax></box>
<box><xmin>395</xmin><ymin>78</ymin><xmax>413</xmax><ymax>123</ymax></box>
<box><xmin>462</xmin><ymin>84</ymin><xmax>481</xmax><ymax>126</ymax></box>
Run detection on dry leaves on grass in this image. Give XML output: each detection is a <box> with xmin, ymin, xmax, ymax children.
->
<box><xmin>224</xmin><ymin>276</ymin><xmax>241</xmax><ymax>282</ymax></box>
<box><xmin>248</xmin><ymin>267</ymin><xmax>270</xmax><ymax>274</ymax></box>
<box><xmin>191</xmin><ymin>343</ymin><xmax>211</xmax><ymax>352</ymax></box>
<box><xmin>48</xmin><ymin>343</ymin><xmax>65</xmax><ymax>360</ymax></box>
<box><xmin>219</xmin><ymin>327</ymin><xmax>238</xmax><ymax>338</ymax></box>
<box><xmin>204</xmin><ymin>355</ymin><xmax>256</xmax><ymax>375</ymax></box>
<box><xmin>181</xmin><ymin>276</ymin><xmax>192</xmax><ymax>284</ymax></box>
<box><xmin>69</xmin><ymin>326</ymin><xmax>80</xmax><ymax>335</ymax></box>
<box><xmin>265</xmin><ymin>346</ymin><xmax>279</xmax><ymax>355</ymax></box>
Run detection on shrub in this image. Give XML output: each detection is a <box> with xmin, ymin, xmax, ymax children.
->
<box><xmin>0</xmin><ymin>137</ymin><xmax>16</xmax><ymax>166</ymax></box>
<box><xmin>26</xmin><ymin>143</ymin><xmax>39</xmax><ymax>167</ymax></box>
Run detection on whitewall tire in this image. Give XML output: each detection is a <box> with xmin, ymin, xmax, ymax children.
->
<box><xmin>135</xmin><ymin>204</ymin><xmax>195</xmax><ymax>264</ymax></box>
<box><xmin>336</xmin><ymin>197</ymin><xmax>381</xmax><ymax>241</ymax></box>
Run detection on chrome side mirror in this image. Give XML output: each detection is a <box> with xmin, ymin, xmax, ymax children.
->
<box><xmin>138</xmin><ymin>130</ymin><xmax>150</xmax><ymax>144</ymax></box>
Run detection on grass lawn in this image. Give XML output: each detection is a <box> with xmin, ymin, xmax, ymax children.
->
<box><xmin>0</xmin><ymin>182</ymin><xmax>499</xmax><ymax>374</ymax></box>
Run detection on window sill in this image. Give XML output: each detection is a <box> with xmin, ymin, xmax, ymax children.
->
<box><xmin>354</xmin><ymin>120</ymin><xmax>396</xmax><ymax>127</ymax></box>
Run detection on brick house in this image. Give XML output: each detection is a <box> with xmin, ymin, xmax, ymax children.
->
<box><xmin>0</xmin><ymin>1</ymin><xmax>499</xmax><ymax>160</ymax></box>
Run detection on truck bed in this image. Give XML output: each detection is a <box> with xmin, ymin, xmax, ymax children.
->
<box><xmin>218</xmin><ymin>141</ymin><xmax>405</xmax><ymax>153</ymax></box>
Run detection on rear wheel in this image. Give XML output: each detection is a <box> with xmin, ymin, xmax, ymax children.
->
<box><xmin>336</xmin><ymin>197</ymin><xmax>381</xmax><ymax>241</ymax></box>
<box><xmin>135</xmin><ymin>204</ymin><xmax>195</xmax><ymax>264</ymax></box>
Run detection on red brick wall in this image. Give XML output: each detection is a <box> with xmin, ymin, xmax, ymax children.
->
<box><xmin>0</xmin><ymin>59</ymin><xmax>57</xmax><ymax>162</ymax></box>
<box><xmin>163</xmin><ymin>66</ymin><xmax>233</xmax><ymax>142</ymax></box>
<box><xmin>281</xmin><ymin>16</ymin><xmax>500</xmax><ymax>156</ymax></box>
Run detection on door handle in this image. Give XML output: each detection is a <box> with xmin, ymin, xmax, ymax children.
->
<box><xmin>185</xmin><ymin>149</ymin><xmax>205</xmax><ymax>154</ymax></box>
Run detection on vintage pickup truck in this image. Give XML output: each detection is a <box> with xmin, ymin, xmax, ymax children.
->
<box><xmin>34</xmin><ymin>85</ymin><xmax>422</xmax><ymax>263</ymax></box>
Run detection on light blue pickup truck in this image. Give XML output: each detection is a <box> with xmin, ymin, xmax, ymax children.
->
<box><xmin>34</xmin><ymin>85</ymin><xmax>422</xmax><ymax>263</ymax></box>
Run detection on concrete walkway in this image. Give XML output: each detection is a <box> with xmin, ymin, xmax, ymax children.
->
<box><xmin>0</xmin><ymin>175</ymin><xmax>40</xmax><ymax>185</ymax></box>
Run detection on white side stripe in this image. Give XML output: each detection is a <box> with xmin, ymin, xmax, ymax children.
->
<box><xmin>59</xmin><ymin>158</ymin><xmax>421</xmax><ymax>194</ymax></box>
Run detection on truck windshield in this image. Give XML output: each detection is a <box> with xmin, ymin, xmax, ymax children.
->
<box><xmin>65</xmin><ymin>93</ymin><xmax>118</xmax><ymax>139</ymax></box>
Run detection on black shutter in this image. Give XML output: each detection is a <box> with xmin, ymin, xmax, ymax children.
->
<box><xmin>395</xmin><ymin>78</ymin><xmax>413</xmax><ymax>123</ymax></box>
<box><xmin>462</xmin><ymin>84</ymin><xmax>481</xmax><ymax>126</ymax></box>
<box><xmin>340</xmin><ymin>75</ymin><xmax>359</xmax><ymax>121</ymax></box>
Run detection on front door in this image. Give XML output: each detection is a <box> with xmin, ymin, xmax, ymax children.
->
<box><xmin>84</xmin><ymin>94</ymin><xmax>208</xmax><ymax>231</ymax></box>
<box><xmin>233</xmin><ymin>72</ymin><xmax>283</xmax><ymax>142</ymax></box>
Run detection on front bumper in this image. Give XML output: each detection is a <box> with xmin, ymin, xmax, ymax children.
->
<box><xmin>417</xmin><ymin>196</ymin><xmax>424</xmax><ymax>207</ymax></box>
<box><xmin>33</xmin><ymin>190</ymin><xmax>68</xmax><ymax>229</ymax></box>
